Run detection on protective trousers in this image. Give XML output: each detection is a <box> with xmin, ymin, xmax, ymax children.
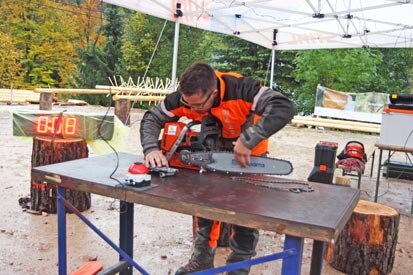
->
<box><xmin>194</xmin><ymin>217</ymin><xmax>259</xmax><ymax>275</ymax></box>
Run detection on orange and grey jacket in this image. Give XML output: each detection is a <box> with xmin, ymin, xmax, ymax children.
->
<box><xmin>140</xmin><ymin>71</ymin><xmax>295</xmax><ymax>156</ymax></box>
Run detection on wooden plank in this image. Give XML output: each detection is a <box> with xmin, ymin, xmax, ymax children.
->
<box><xmin>96</xmin><ymin>85</ymin><xmax>172</xmax><ymax>95</ymax></box>
<box><xmin>112</xmin><ymin>95</ymin><xmax>165</xmax><ymax>101</ymax></box>
<box><xmin>291</xmin><ymin>116</ymin><xmax>380</xmax><ymax>134</ymax></box>
<box><xmin>375</xmin><ymin>143</ymin><xmax>413</xmax><ymax>153</ymax></box>
<box><xmin>34</xmin><ymin>88</ymin><xmax>111</xmax><ymax>95</ymax></box>
<box><xmin>292</xmin><ymin>116</ymin><xmax>381</xmax><ymax>127</ymax></box>
<box><xmin>32</xmin><ymin>152</ymin><xmax>360</xmax><ymax>243</ymax></box>
<box><xmin>0</xmin><ymin>89</ymin><xmax>40</xmax><ymax>103</ymax></box>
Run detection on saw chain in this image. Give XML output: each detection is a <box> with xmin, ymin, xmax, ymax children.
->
<box><xmin>232</xmin><ymin>176</ymin><xmax>314</xmax><ymax>193</ymax></box>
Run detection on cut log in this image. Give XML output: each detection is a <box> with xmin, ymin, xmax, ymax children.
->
<box><xmin>31</xmin><ymin>136</ymin><xmax>91</xmax><ymax>213</ymax></box>
<box><xmin>325</xmin><ymin>200</ymin><xmax>400</xmax><ymax>275</ymax></box>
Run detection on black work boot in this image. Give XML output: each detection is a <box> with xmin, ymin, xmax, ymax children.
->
<box><xmin>175</xmin><ymin>217</ymin><xmax>217</xmax><ymax>274</ymax></box>
<box><xmin>174</xmin><ymin>256</ymin><xmax>214</xmax><ymax>275</ymax></box>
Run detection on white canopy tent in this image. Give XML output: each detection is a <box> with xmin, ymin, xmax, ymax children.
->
<box><xmin>102</xmin><ymin>0</ymin><xmax>413</xmax><ymax>87</ymax></box>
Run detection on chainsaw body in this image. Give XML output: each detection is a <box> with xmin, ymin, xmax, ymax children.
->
<box><xmin>160</xmin><ymin>116</ymin><xmax>221</xmax><ymax>170</ymax></box>
<box><xmin>159</xmin><ymin>117</ymin><xmax>293</xmax><ymax>175</ymax></box>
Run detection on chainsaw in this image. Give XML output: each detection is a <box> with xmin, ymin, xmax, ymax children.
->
<box><xmin>160</xmin><ymin>117</ymin><xmax>293</xmax><ymax>175</ymax></box>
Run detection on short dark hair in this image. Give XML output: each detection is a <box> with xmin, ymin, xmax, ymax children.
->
<box><xmin>178</xmin><ymin>62</ymin><xmax>217</xmax><ymax>96</ymax></box>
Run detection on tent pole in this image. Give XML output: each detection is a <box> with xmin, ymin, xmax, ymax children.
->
<box><xmin>270</xmin><ymin>47</ymin><xmax>275</xmax><ymax>89</ymax></box>
<box><xmin>171</xmin><ymin>21</ymin><xmax>180</xmax><ymax>92</ymax></box>
<box><xmin>270</xmin><ymin>29</ymin><xmax>278</xmax><ymax>89</ymax></box>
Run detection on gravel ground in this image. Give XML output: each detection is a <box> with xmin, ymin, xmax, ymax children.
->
<box><xmin>0</xmin><ymin>104</ymin><xmax>411</xmax><ymax>274</ymax></box>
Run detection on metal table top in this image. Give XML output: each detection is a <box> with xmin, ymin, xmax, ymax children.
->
<box><xmin>32</xmin><ymin>152</ymin><xmax>359</xmax><ymax>243</ymax></box>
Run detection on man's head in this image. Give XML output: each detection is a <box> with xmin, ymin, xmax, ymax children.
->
<box><xmin>178</xmin><ymin>62</ymin><xmax>219</xmax><ymax>113</ymax></box>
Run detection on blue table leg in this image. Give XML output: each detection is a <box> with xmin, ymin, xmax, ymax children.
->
<box><xmin>57</xmin><ymin>186</ymin><xmax>67</xmax><ymax>275</ymax></box>
<box><xmin>281</xmin><ymin>235</ymin><xmax>304</xmax><ymax>275</ymax></box>
<box><xmin>375</xmin><ymin>149</ymin><xmax>383</xmax><ymax>202</ymax></box>
<box><xmin>120</xmin><ymin>201</ymin><xmax>134</xmax><ymax>275</ymax></box>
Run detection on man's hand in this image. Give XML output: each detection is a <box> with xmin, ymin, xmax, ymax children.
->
<box><xmin>233</xmin><ymin>138</ymin><xmax>251</xmax><ymax>168</ymax></box>
<box><xmin>145</xmin><ymin>150</ymin><xmax>168</xmax><ymax>168</ymax></box>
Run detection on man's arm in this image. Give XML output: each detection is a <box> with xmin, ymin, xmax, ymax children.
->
<box><xmin>240</xmin><ymin>87</ymin><xmax>295</xmax><ymax>150</ymax></box>
<box><xmin>140</xmin><ymin>98</ymin><xmax>179</xmax><ymax>167</ymax></box>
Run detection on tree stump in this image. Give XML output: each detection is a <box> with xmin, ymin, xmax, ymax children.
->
<box><xmin>324</xmin><ymin>200</ymin><xmax>400</xmax><ymax>275</ymax></box>
<box><xmin>31</xmin><ymin>136</ymin><xmax>91</xmax><ymax>213</ymax></box>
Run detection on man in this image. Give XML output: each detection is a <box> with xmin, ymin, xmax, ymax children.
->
<box><xmin>140</xmin><ymin>62</ymin><xmax>295</xmax><ymax>274</ymax></box>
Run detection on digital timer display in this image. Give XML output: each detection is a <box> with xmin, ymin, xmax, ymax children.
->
<box><xmin>13</xmin><ymin>110</ymin><xmax>114</xmax><ymax>140</ymax></box>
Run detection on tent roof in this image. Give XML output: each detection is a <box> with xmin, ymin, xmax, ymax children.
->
<box><xmin>103</xmin><ymin>0</ymin><xmax>413</xmax><ymax>50</ymax></box>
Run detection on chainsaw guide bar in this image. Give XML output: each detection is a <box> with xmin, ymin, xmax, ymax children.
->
<box><xmin>179</xmin><ymin>151</ymin><xmax>293</xmax><ymax>175</ymax></box>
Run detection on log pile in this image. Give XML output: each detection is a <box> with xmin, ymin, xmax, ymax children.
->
<box><xmin>325</xmin><ymin>200</ymin><xmax>399</xmax><ymax>275</ymax></box>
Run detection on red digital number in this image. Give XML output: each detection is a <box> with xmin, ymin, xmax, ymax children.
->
<box><xmin>35</xmin><ymin>116</ymin><xmax>78</xmax><ymax>137</ymax></box>
<box><xmin>37</xmin><ymin>116</ymin><xmax>49</xmax><ymax>133</ymax></box>
<box><xmin>51</xmin><ymin>117</ymin><xmax>62</xmax><ymax>134</ymax></box>
<box><xmin>65</xmin><ymin>117</ymin><xmax>76</xmax><ymax>135</ymax></box>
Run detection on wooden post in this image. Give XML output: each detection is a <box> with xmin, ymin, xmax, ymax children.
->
<box><xmin>114</xmin><ymin>98</ymin><xmax>131</xmax><ymax>126</ymax></box>
<box><xmin>31</xmin><ymin>136</ymin><xmax>91</xmax><ymax>213</ymax></box>
<box><xmin>324</xmin><ymin>200</ymin><xmax>400</xmax><ymax>275</ymax></box>
<box><xmin>39</xmin><ymin>92</ymin><xmax>53</xmax><ymax>110</ymax></box>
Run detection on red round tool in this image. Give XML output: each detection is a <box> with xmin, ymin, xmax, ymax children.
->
<box><xmin>128</xmin><ymin>162</ymin><xmax>149</xmax><ymax>174</ymax></box>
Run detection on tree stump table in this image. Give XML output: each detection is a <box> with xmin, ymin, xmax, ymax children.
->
<box><xmin>324</xmin><ymin>200</ymin><xmax>400</xmax><ymax>275</ymax></box>
<box><xmin>31</xmin><ymin>136</ymin><xmax>91</xmax><ymax>213</ymax></box>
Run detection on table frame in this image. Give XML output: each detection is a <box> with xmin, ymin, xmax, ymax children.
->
<box><xmin>374</xmin><ymin>144</ymin><xmax>413</xmax><ymax>214</ymax></box>
<box><xmin>32</xmin><ymin>152</ymin><xmax>360</xmax><ymax>275</ymax></box>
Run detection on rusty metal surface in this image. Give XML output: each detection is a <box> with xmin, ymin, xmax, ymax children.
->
<box><xmin>32</xmin><ymin>152</ymin><xmax>359</xmax><ymax>242</ymax></box>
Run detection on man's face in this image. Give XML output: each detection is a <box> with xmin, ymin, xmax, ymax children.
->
<box><xmin>180</xmin><ymin>89</ymin><xmax>218</xmax><ymax>113</ymax></box>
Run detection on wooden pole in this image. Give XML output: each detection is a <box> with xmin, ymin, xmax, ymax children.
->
<box><xmin>39</xmin><ymin>92</ymin><xmax>53</xmax><ymax>110</ymax></box>
<box><xmin>324</xmin><ymin>200</ymin><xmax>399</xmax><ymax>275</ymax></box>
<box><xmin>115</xmin><ymin>98</ymin><xmax>131</xmax><ymax>126</ymax></box>
<box><xmin>112</xmin><ymin>95</ymin><xmax>165</xmax><ymax>102</ymax></box>
<box><xmin>35</xmin><ymin>88</ymin><xmax>111</xmax><ymax>95</ymax></box>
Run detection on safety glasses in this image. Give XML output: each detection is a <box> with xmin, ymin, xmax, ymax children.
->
<box><xmin>180</xmin><ymin>90</ymin><xmax>214</xmax><ymax>109</ymax></box>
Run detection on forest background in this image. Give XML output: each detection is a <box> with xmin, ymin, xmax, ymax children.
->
<box><xmin>1</xmin><ymin>0</ymin><xmax>413</xmax><ymax>114</ymax></box>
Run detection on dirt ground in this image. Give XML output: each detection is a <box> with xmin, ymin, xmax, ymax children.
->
<box><xmin>0</xmin><ymin>104</ymin><xmax>412</xmax><ymax>275</ymax></box>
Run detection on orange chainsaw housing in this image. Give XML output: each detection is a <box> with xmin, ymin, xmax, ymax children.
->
<box><xmin>160</xmin><ymin>122</ymin><xmax>200</xmax><ymax>170</ymax></box>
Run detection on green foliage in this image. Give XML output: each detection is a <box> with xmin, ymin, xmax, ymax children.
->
<box><xmin>293</xmin><ymin>49</ymin><xmax>382</xmax><ymax>114</ymax></box>
<box><xmin>373</xmin><ymin>48</ymin><xmax>413</xmax><ymax>94</ymax></box>
<box><xmin>0</xmin><ymin>31</ymin><xmax>23</xmax><ymax>88</ymax></box>
<box><xmin>208</xmin><ymin>34</ymin><xmax>272</xmax><ymax>84</ymax></box>
<box><xmin>1</xmin><ymin>1</ymin><xmax>413</xmax><ymax>109</ymax></box>
<box><xmin>0</xmin><ymin>0</ymin><xmax>77</xmax><ymax>88</ymax></box>
<box><xmin>121</xmin><ymin>14</ymin><xmax>211</xmax><ymax>81</ymax></box>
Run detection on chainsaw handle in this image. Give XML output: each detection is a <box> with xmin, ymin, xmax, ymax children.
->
<box><xmin>186</xmin><ymin>120</ymin><xmax>201</xmax><ymax>129</ymax></box>
<box><xmin>165</xmin><ymin>120</ymin><xmax>200</xmax><ymax>161</ymax></box>
<box><xmin>345</xmin><ymin>141</ymin><xmax>365</xmax><ymax>150</ymax></box>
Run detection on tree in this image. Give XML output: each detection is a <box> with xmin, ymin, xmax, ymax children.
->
<box><xmin>73</xmin><ymin>4</ymin><xmax>128</xmax><ymax>105</ymax></box>
<box><xmin>293</xmin><ymin>49</ymin><xmax>382</xmax><ymax>114</ymax></box>
<box><xmin>121</xmin><ymin>13</ymin><xmax>211</xmax><ymax>81</ymax></box>
<box><xmin>0</xmin><ymin>0</ymin><xmax>78</xmax><ymax>88</ymax></box>
<box><xmin>0</xmin><ymin>31</ymin><xmax>23</xmax><ymax>88</ymax></box>
<box><xmin>373</xmin><ymin>48</ymin><xmax>413</xmax><ymax>94</ymax></box>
